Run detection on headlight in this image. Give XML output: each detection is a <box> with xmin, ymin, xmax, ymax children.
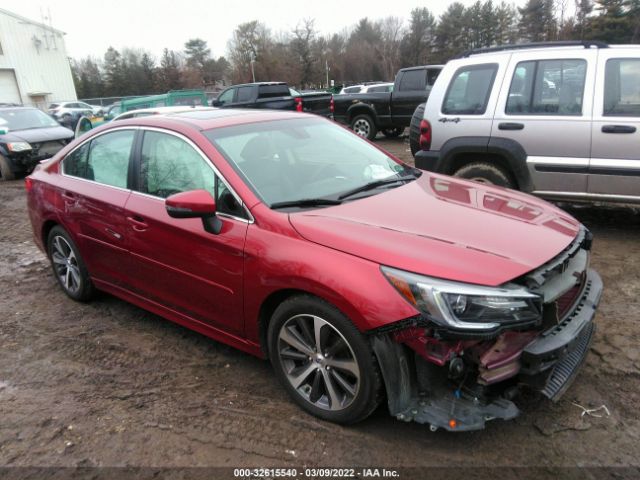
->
<box><xmin>7</xmin><ymin>142</ymin><xmax>32</xmax><ymax>152</ymax></box>
<box><xmin>381</xmin><ymin>266</ymin><xmax>542</xmax><ymax>331</ymax></box>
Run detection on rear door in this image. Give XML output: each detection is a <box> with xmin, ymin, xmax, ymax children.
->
<box><xmin>589</xmin><ymin>50</ymin><xmax>640</xmax><ymax>199</ymax></box>
<box><xmin>123</xmin><ymin>128</ymin><xmax>249</xmax><ymax>334</ymax></box>
<box><xmin>58</xmin><ymin>128</ymin><xmax>136</xmax><ymax>287</ymax></box>
<box><xmin>428</xmin><ymin>60</ymin><xmax>504</xmax><ymax>152</ymax></box>
<box><xmin>491</xmin><ymin>49</ymin><xmax>597</xmax><ymax>194</ymax></box>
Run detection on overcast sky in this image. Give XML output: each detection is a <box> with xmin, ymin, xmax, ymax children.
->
<box><xmin>2</xmin><ymin>0</ymin><xmax>535</xmax><ymax>60</ymax></box>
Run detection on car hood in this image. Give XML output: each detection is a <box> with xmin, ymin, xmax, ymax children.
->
<box><xmin>288</xmin><ymin>174</ymin><xmax>581</xmax><ymax>286</ymax></box>
<box><xmin>1</xmin><ymin>126</ymin><xmax>74</xmax><ymax>144</ymax></box>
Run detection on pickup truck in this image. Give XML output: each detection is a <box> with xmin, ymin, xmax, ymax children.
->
<box><xmin>211</xmin><ymin>82</ymin><xmax>333</xmax><ymax>117</ymax></box>
<box><xmin>333</xmin><ymin>65</ymin><xmax>443</xmax><ymax>140</ymax></box>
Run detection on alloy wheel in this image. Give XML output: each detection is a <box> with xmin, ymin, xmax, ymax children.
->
<box><xmin>277</xmin><ymin>314</ymin><xmax>360</xmax><ymax>411</ymax></box>
<box><xmin>50</xmin><ymin>235</ymin><xmax>82</xmax><ymax>295</ymax></box>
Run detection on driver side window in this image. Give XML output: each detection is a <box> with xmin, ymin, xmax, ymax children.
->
<box><xmin>216</xmin><ymin>88</ymin><xmax>235</xmax><ymax>105</ymax></box>
<box><xmin>139</xmin><ymin>130</ymin><xmax>246</xmax><ymax>218</ymax></box>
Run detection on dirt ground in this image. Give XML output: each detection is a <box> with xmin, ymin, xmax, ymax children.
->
<box><xmin>1</xmin><ymin>135</ymin><xmax>639</xmax><ymax>476</ymax></box>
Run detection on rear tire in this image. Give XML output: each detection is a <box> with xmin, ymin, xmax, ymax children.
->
<box><xmin>268</xmin><ymin>295</ymin><xmax>381</xmax><ymax>424</ymax></box>
<box><xmin>47</xmin><ymin>226</ymin><xmax>95</xmax><ymax>302</ymax></box>
<box><xmin>453</xmin><ymin>162</ymin><xmax>515</xmax><ymax>189</ymax></box>
<box><xmin>0</xmin><ymin>155</ymin><xmax>15</xmax><ymax>181</ymax></box>
<box><xmin>409</xmin><ymin>103</ymin><xmax>426</xmax><ymax>156</ymax></box>
<box><xmin>350</xmin><ymin>114</ymin><xmax>377</xmax><ymax>141</ymax></box>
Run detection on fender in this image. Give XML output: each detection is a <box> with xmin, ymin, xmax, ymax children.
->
<box><xmin>346</xmin><ymin>102</ymin><xmax>379</xmax><ymax>124</ymax></box>
<box><xmin>430</xmin><ymin>136</ymin><xmax>534</xmax><ymax>192</ymax></box>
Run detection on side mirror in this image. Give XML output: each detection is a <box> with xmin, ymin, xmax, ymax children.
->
<box><xmin>165</xmin><ymin>189</ymin><xmax>222</xmax><ymax>234</ymax></box>
<box><xmin>212</xmin><ymin>100</ymin><xmax>223</xmax><ymax>107</ymax></box>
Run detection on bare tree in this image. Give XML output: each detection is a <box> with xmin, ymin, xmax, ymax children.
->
<box><xmin>379</xmin><ymin>16</ymin><xmax>404</xmax><ymax>80</ymax></box>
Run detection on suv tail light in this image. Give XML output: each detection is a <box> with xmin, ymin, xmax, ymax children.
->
<box><xmin>294</xmin><ymin>97</ymin><xmax>303</xmax><ymax>112</ymax></box>
<box><xmin>329</xmin><ymin>96</ymin><xmax>335</xmax><ymax>113</ymax></box>
<box><xmin>419</xmin><ymin>119</ymin><xmax>432</xmax><ymax>151</ymax></box>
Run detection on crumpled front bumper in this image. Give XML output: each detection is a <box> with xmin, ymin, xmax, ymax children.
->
<box><xmin>372</xmin><ymin>269</ymin><xmax>603</xmax><ymax>432</ymax></box>
<box><xmin>519</xmin><ymin>268</ymin><xmax>602</xmax><ymax>401</ymax></box>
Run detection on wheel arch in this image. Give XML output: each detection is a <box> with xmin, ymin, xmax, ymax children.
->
<box><xmin>346</xmin><ymin>104</ymin><xmax>377</xmax><ymax>124</ymax></box>
<box><xmin>436</xmin><ymin>136</ymin><xmax>534</xmax><ymax>192</ymax></box>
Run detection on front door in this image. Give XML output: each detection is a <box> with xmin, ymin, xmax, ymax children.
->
<box><xmin>123</xmin><ymin>129</ymin><xmax>248</xmax><ymax>334</ymax></box>
<box><xmin>589</xmin><ymin>51</ymin><xmax>640</xmax><ymax>199</ymax></box>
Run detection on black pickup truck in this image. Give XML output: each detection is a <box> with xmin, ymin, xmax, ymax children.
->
<box><xmin>333</xmin><ymin>65</ymin><xmax>443</xmax><ymax>140</ymax></box>
<box><xmin>212</xmin><ymin>82</ymin><xmax>333</xmax><ymax>117</ymax></box>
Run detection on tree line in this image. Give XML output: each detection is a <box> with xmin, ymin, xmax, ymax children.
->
<box><xmin>71</xmin><ymin>0</ymin><xmax>640</xmax><ymax>99</ymax></box>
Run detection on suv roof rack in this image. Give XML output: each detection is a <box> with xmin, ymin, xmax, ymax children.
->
<box><xmin>454</xmin><ymin>41</ymin><xmax>609</xmax><ymax>59</ymax></box>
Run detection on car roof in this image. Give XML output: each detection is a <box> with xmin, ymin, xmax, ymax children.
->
<box><xmin>0</xmin><ymin>106</ymin><xmax>38</xmax><ymax>112</ymax></box>
<box><xmin>112</xmin><ymin>105</ymin><xmax>215</xmax><ymax>120</ymax></box>
<box><xmin>110</xmin><ymin>108</ymin><xmax>313</xmax><ymax>131</ymax></box>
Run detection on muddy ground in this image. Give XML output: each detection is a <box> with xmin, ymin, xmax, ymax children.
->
<box><xmin>1</xmin><ymin>135</ymin><xmax>639</xmax><ymax>477</ymax></box>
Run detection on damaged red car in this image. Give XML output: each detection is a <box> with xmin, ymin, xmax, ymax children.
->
<box><xmin>26</xmin><ymin>110</ymin><xmax>602</xmax><ymax>431</ymax></box>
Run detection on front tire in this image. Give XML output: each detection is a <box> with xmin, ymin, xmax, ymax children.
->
<box><xmin>453</xmin><ymin>162</ymin><xmax>515</xmax><ymax>189</ymax></box>
<box><xmin>268</xmin><ymin>295</ymin><xmax>381</xmax><ymax>424</ymax></box>
<box><xmin>0</xmin><ymin>155</ymin><xmax>15</xmax><ymax>181</ymax></box>
<box><xmin>350</xmin><ymin>114</ymin><xmax>377</xmax><ymax>141</ymax></box>
<box><xmin>47</xmin><ymin>226</ymin><xmax>95</xmax><ymax>301</ymax></box>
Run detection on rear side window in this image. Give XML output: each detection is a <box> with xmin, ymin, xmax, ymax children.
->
<box><xmin>398</xmin><ymin>70</ymin><xmax>425</xmax><ymax>91</ymax></box>
<box><xmin>506</xmin><ymin>59</ymin><xmax>586</xmax><ymax>116</ymax></box>
<box><xmin>87</xmin><ymin>130</ymin><xmax>135</xmax><ymax>188</ymax></box>
<box><xmin>236</xmin><ymin>86</ymin><xmax>254</xmax><ymax>102</ymax></box>
<box><xmin>442</xmin><ymin>64</ymin><xmax>497</xmax><ymax>115</ymax></box>
<box><xmin>63</xmin><ymin>130</ymin><xmax>134</xmax><ymax>188</ymax></box>
<box><xmin>604</xmin><ymin>58</ymin><xmax>640</xmax><ymax>116</ymax></box>
<box><xmin>258</xmin><ymin>85</ymin><xmax>290</xmax><ymax>98</ymax></box>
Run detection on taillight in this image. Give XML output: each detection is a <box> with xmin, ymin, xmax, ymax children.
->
<box><xmin>24</xmin><ymin>177</ymin><xmax>33</xmax><ymax>192</ymax></box>
<box><xmin>294</xmin><ymin>97</ymin><xmax>303</xmax><ymax>112</ymax></box>
<box><xmin>329</xmin><ymin>96</ymin><xmax>334</xmax><ymax>113</ymax></box>
<box><xmin>419</xmin><ymin>119</ymin><xmax>431</xmax><ymax>151</ymax></box>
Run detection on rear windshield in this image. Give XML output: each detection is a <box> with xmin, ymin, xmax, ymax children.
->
<box><xmin>258</xmin><ymin>85</ymin><xmax>290</xmax><ymax>98</ymax></box>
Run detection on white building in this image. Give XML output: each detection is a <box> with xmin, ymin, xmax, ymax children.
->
<box><xmin>0</xmin><ymin>8</ymin><xmax>77</xmax><ymax>109</ymax></box>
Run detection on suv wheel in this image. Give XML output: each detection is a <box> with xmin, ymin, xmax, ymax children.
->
<box><xmin>0</xmin><ymin>155</ymin><xmax>15</xmax><ymax>181</ymax></box>
<box><xmin>454</xmin><ymin>162</ymin><xmax>515</xmax><ymax>189</ymax></box>
<box><xmin>268</xmin><ymin>295</ymin><xmax>381</xmax><ymax>424</ymax></box>
<box><xmin>350</xmin><ymin>114</ymin><xmax>377</xmax><ymax>141</ymax></box>
<box><xmin>47</xmin><ymin>226</ymin><xmax>95</xmax><ymax>301</ymax></box>
<box><xmin>409</xmin><ymin>103</ymin><xmax>426</xmax><ymax>156</ymax></box>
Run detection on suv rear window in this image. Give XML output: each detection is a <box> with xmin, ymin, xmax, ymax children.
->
<box><xmin>442</xmin><ymin>64</ymin><xmax>497</xmax><ymax>115</ymax></box>
<box><xmin>604</xmin><ymin>58</ymin><xmax>640</xmax><ymax>117</ymax></box>
<box><xmin>506</xmin><ymin>59</ymin><xmax>586</xmax><ymax>116</ymax></box>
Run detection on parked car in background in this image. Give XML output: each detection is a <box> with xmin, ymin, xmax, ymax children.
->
<box><xmin>0</xmin><ymin>106</ymin><xmax>73</xmax><ymax>180</ymax></box>
<box><xmin>338</xmin><ymin>85</ymin><xmax>365</xmax><ymax>94</ymax></box>
<box><xmin>360</xmin><ymin>83</ymin><xmax>394</xmax><ymax>93</ymax></box>
<box><xmin>27</xmin><ymin>109</ymin><xmax>601</xmax><ymax>431</ymax></box>
<box><xmin>413</xmin><ymin>41</ymin><xmax>640</xmax><ymax>204</ymax></box>
<box><xmin>48</xmin><ymin>101</ymin><xmax>102</xmax><ymax>121</ymax></box>
<box><xmin>212</xmin><ymin>82</ymin><xmax>333</xmax><ymax>117</ymax></box>
<box><xmin>333</xmin><ymin>65</ymin><xmax>443</xmax><ymax>140</ymax></box>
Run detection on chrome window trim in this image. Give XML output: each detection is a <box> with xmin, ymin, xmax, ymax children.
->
<box><xmin>136</xmin><ymin>126</ymin><xmax>254</xmax><ymax>224</ymax></box>
<box><xmin>60</xmin><ymin>126</ymin><xmax>139</xmax><ymax>192</ymax></box>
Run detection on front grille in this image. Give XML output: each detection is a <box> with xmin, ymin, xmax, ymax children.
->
<box><xmin>541</xmin><ymin>321</ymin><xmax>595</xmax><ymax>401</ymax></box>
<box><xmin>32</xmin><ymin>141</ymin><xmax>67</xmax><ymax>159</ymax></box>
<box><xmin>555</xmin><ymin>271</ymin><xmax>587</xmax><ymax>319</ymax></box>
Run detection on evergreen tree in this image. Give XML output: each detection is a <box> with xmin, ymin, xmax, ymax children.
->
<box><xmin>400</xmin><ymin>8</ymin><xmax>436</xmax><ymax>67</ymax></box>
<box><xmin>518</xmin><ymin>0</ymin><xmax>557</xmax><ymax>41</ymax></box>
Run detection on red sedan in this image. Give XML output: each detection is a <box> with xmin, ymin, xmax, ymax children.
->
<box><xmin>26</xmin><ymin>110</ymin><xmax>602</xmax><ymax>431</ymax></box>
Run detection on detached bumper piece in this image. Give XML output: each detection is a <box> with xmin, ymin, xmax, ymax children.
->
<box><xmin>395</xmin><ymin>389</ymin><xmax>519</xmax><ymax>432</ymax></box>
<box><xmin>520</xmin><ymin>269</ymin><xmax>602</xmax><ymax>401</ymax></box>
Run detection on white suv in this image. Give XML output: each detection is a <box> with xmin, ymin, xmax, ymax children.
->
<box><xmin>413</xmin><ymin>41</ymin><xmax>640</xmax><ymax>204</ymax></box>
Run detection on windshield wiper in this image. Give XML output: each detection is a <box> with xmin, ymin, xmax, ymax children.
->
<box><xmin>270</xmin><ymin>198</ymin><xmax>343</xmax><ymax>210</ymax></box>
<box><xmin>338</xmin><ymin>173</ymin><xmax>420</xmax><ymax>200</ymax></box>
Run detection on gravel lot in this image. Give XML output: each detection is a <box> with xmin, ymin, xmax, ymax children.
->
<box><xmin>1</xmin><ymin>135</ymin><xmax>639</xmax><ymax>476</ymax></box>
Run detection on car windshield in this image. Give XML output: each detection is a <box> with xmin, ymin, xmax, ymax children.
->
<box><xmin>0</xmin><ymin>109</ymin><xmax>59</xmax><ymax>131</ymax></box>
<box><xmin>205</xmin><ymin>117</ymin><xmax>416</xmax><ymax>207</ymax></box>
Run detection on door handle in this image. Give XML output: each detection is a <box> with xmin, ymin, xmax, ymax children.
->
<box><xmin>127</xmin><ymin>215</ymin><xmax>149</xmax><ymax>231</ymax></box>
<box><xmin>62</xmin><ymin>191</ymin><xmax>75</xmax><ymax>200</ymax></box>
<box><xmin>498</xmin><ymin>122</ymin><xmax>525</xmax><ymax>131</ymax></box>
<box><xmin>601</xmin><ymin>125</ymin><xmax>636</xmax><ymax>134</ymax></box>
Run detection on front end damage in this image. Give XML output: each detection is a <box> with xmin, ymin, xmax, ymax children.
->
<box><xmin>372</xmin><ymin>227</ymin><xmax>603</xmax><ymax>431</ymax></box>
